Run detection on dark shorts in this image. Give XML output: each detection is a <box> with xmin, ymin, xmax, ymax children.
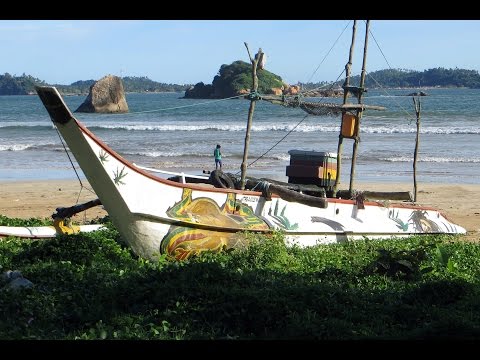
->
<box><xmin>215</xmin><ymin>159</ymin><xmax>222</xmax><ymax>167</ymax></box>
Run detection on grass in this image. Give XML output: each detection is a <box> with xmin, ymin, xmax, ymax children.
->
<box><xmin>1</xmin><ymin>216</ymin><xmax>480</xmax><ymax>340</ymax></box>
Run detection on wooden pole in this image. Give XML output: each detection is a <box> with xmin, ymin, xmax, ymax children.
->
<box><xmin>413</xmin><ymin>96</ymin><xmax>421</xmax><ymax>202</ymax></box>
<box><xmin>349</xmin><ymin>20</ymin><xmax>370</xmax><ymax>193</ymax></box>
<box><xmin>52</xmin><ymin>198</ymin><xmax>102</xmax><ymax>219</ymax></box>
<box><xmin>240</xmin><ymin>43</ymin><xmax>262</xmax><ymax>190</ymax></box>
<box><xmin>333</xmin><ymin>20</ymin><xmax>357</xmax><ymax>195</ymax></box>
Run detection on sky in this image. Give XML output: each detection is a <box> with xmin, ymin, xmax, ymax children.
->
<box><xmin>0</xmin><ymin>20</ymin><xmax>478</xmax><ymax>86</ymax></box>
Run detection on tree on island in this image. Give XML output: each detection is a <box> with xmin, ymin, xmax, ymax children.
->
<box><xmin>184</xmin><ymin>60</ymin><xmax>286</xmax><ymax>99</ymax></box>
<box><xmin>0</xmin><ymin>73</ymin><xmax>47</xmax><ymax>95</ymax></box>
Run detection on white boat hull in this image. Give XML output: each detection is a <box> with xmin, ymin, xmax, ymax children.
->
<box><xmin>35</xmin><ymin>87</ymin><xmax>466</xmax><ymax>261</ymax></box>
<box><xmin>0</xmin><ymin>223</ymin><xmax>105</xmax><ymax>239</ymax></box>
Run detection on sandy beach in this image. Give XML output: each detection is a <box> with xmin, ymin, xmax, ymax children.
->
<box><xmin>1</xmin><ymin>179</ymin><xmax>478</xmax><ymax>241</ymax></box>
<box><xmin>0</xmin><ymin>180</ymin><xmax>108</xmax><ymax>222</ymax></box>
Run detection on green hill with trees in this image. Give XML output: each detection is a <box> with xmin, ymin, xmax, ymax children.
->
<box><xmin>0</xmin><ymin>73</ymin><xmax>48</xmax><ymax>95</ymax></box>
<box><xmin>54</xmin><ymin>76</ymin><xmax>190</xmax><ymax>95</ymax></box>
<box><xmin>299</xmin><ymin>68</ymin><xmax>480</xmax><ymax>90</ymax></box>
<box><xmin>0</xmin><ymin>74</ymin><xmax>191</xmax><ymax>95</ymax></box>
<box><xmin>1</xmin><ymin>67</ymin><xmax>480</xmax><ymax>96</ymax></box>
<box><xmin>184</xmin><ymin>60</ymin><xmax>285</xmax><ymax>99</ymax></box>
<box><xmin>212</xmin><ymin>60</ymin><xmax>284</xmax><ymax>96</ymax></box>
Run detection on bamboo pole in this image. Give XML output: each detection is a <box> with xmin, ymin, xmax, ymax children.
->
<box><xmin>333</xmin><ymin>20</ymin><xmax>357</xmax><ymax>195</ymax></box>
<box><xmin>349</xmin><ymin>20</ymin><xmax>370</xmax><ymax>193</ymax></box>
<box><xmin>336</xmin><ymin>190</ymin><xmax>413</xmax><ymax>201</ymax></box>
<box><xmin>240</xmin><ymin>43</ymin><xmax>262</xmax><ymax>190</ymax></box>
<box><xmin>412</xmin><ymin>96</ymin><xmax>421</xmax><ymax>202</ymax></box>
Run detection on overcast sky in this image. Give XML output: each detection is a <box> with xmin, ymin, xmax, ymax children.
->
<box><xmin>0</xmin><ymin>20</ymin><xmax>478</xmax><ymax>85</ymax></box>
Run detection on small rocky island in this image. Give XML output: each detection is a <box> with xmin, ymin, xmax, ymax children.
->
<box><xmin>183</xmin><ymin>60</ymin><xmax>342</xmax><ymax>99</ymax></box>
<box><xmin>407</xmin><ymin>91</ymin><xmax>428</xmax><ymax>96</ymax></box>
<box><xmin>75</xmin><ymin>74</ymin><xmax>129</xmax><ymax>113</ymax></box>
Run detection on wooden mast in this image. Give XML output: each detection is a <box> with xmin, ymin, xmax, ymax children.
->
<box><xmin>240</xmin><ymin>43</ymin><xmax>263</xmax><ymax>190</ymax></box>
<box><xmin>348</xmin><ymin>20</ymin><xmax>370</xmax><ymax>193</ymax></box>
<box><xmin>412</xmin><ymin>96</ymin><xmax>421</xmax><ymax>202</ymax></box>
<box><xmin>334</xmin><ymin>21</ymin><xmax>411</xmax><ymax>202</ymax></box>
<box><xmin>333</xmin><ymin>20</ymin><xmax>357</xmax><ymax>195</ymax></box>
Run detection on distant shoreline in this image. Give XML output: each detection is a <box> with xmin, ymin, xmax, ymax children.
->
<box><xmin>10</xmin><ymin>86</ymin><xmax>478</xmax><ymax>98</ymax></box>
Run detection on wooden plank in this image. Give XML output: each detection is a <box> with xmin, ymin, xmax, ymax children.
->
<box><xmin>336</xmin><ymin>190</ymin><xmax>413</xmax><ymax>201</ymax></box>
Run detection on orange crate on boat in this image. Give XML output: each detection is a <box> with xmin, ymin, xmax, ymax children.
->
<box><xmin>341</xmin><ymin>113</ymin><xmax>357</xmax><ymax>138</ymax></box>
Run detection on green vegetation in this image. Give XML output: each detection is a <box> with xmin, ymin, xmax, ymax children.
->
<box><xmin>1</xmin><ymin>216</ymin><xmax>479</xmax><ymax>340</ymax></box>
<box><xmin>0</xmin><ymin>73</ymin><xmax>191</xmax><ymax>96</ymax></box>
<box><xmin>1</xmin><ymin>67</ymin><xmax>479</xmax><ymax>96</ymax></box>
<box><xmin>0</xmin><ymin>214</ymin><xmax>51</xmax><ymax>227</ymax></box>
<box><xmin>212</xmin><ymin>60</ymin><xmax>285</xmax><ymax>97</ymax></box>
<box><xmin>121</xmin><ymin>76</ymin><xmax>188</xmax><ymax>93</ymax></box>
<box><xmin>55</xmin><ymin>80</ymin><xmax>95</xmax><ymax>95</ymax></box>
<box><xmin>300</xmin><ymin>68</ymin><xmax>480</xmax><ymax>90</ymax></box>
<box><xmin>55</xmin><ymin>76</ymin><xmax>190</xmax><ymax>95</ymax></box>
<box><xmin>360</xmin><ymin>68</ymin><xmax>480</xmax><ymax>88</ymax></box>
<box><xmin>185</xmin><ymin>60</ymin><xmax>285</xmax><ymax>98</ymax></box>
<box><xmin>0</xmin><ymin>73</ymin><xmax>47</xmax><ymax>95</ymax></box>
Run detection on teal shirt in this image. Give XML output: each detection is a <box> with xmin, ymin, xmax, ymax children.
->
<box><xmin>214</xmin><ymin>148</ymin><xmax>221</xmax><ymax>160</ymax></box>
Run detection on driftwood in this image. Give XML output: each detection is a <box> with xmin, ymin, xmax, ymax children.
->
<box><xmin>241</xmin><ymin>176</ymin><xmax>326</xmax><ymax>195</ymax></box>
<box><xmin>336</xmin><ymin>190</ymin><xmax>413</xmax><ymax>201</ymax></box>
<box><xmin>362</xmin><ymin>191</ymin><xmax>413</xmax><ymax>201</ymax></box>
<box><xmin>52</xmin><ymin>198</ymin><xmax>102</xmax><ymax>219</ymax></box>
<box><xmin>267</xmin><ymin>184</ymin><xmax>328</xmax><ymax>208</ymax></box>
<box><xmin>238</xmin><ymin>176</ymin><xmax>328</xmax><ymax>208</ymax></box>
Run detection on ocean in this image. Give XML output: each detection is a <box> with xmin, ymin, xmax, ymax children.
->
<box><xmin>0</xmin><ymin>88</ymin><xmax>479</xmax><ymax>185</ymax></box>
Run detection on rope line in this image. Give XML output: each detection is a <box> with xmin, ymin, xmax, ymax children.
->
<box><xmin>234</xmin><ymin>113</ymin><xmax>310</xmax><ymax>175</ymax></box>
<box><xmin>366</xmin><ymin>72</ymin><xmax>415</xmax><ymax>122</ymax></box>
<box><xmin>299</xmin><ymin>70</ymin><xmax>345</xmax><ymax>98</ymax></box>
<box><xmin>305</xmin><ymin>20</ymin><xmax>352</xmax><ymax>84</ymax></box>
<box><xmin>54</xmin><ymin>125</ymin><xmax>97</xmax><ymax>200</ymax></box>
<box><xmin>126</xmin><ymin>94</ymin><xmax>246</xmax><ymax>114</ymax></box>
<box><xmin>237</xmin><ymin>68</ymin><xmax>348</xmax><ymax>174</ymax></box>
<box><xmin>367</xmin><ymin>22</ymin><xmax>394</xmax><ymax>70</ymax></box>
<box><xmin>278</xmin><ymin>69</ymin><xmax>345</xmax><ymax>115</ymax></box>
<box><xmin>366</xmin><ymin>21</ymin><xmax>415</xmax><ymax>122</ymax></box>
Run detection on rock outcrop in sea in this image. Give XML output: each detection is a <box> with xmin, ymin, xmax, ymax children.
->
<box><xmin>184</xmin><ymin>82</ymin><xmax>343</xmax><ymax>99</ymax></box>
<box><xmin>407</xmin><ymin>91</ymin><xmax>428</xmax><ymax>96</ymax></box>
<box><xmin>75</xmin><ymin>75</ymin><xmax>129</xmax><ymax>113</ymax></box>
<box><xmin>183</xmin><ymin>60</ymin><xmax>343</xmax><ymax>100</ymax></box>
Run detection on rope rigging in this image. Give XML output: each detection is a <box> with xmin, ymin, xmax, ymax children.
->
<box><xmin>304</xmin><ymin>20</ymin><xmax>352</xmax><ymax>85</ymax></box>
<box><xmin>61</xmin><ymin>21</ymin><xmax>407</xmax><ymax>184</ymax></box>
<box><xmin>366</xmin><ymin>22</ymin><xmax>416</xmax><ymax>122</ymax></box>
<box><xmin>54</xmin><ymin>125</ymin><xmax>97</xmax><ymax>222</ymax></box>
<box><xmin>125</xmin><ymin>93</ymin><xmax>246</xmax><ymax>115</ymax></box>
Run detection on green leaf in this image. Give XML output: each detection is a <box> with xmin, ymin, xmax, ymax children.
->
<box><xmin>436</xmin><ymin>245</ymin><xmax>450</xmax><ymax>267</ymax></box>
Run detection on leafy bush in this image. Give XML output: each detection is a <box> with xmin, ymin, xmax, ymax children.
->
<box><xmin>0</xmin><ymin>218</ymin><xmax>479</xmax><ymax>340</ymax></box>
<box><xmin>212</xmin><ymin>61</ymin><xmax>285</xmax><ymax>97</ymax></box>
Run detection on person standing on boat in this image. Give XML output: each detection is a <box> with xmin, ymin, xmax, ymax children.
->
<box><xmin>214</xmin><ymin>144</ymin><xmax>222</xmax><ymax>170</ymax></box>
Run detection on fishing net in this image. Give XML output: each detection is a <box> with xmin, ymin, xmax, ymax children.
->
<box><xmin>271</xmin><ymin>96</ymin><xmax>343</xmax><ymax>117</ymax></box>
<box><xmin>298</xmin><ymin>102</ymin><xmax>343</xmax><ymax>116</ymax></box>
